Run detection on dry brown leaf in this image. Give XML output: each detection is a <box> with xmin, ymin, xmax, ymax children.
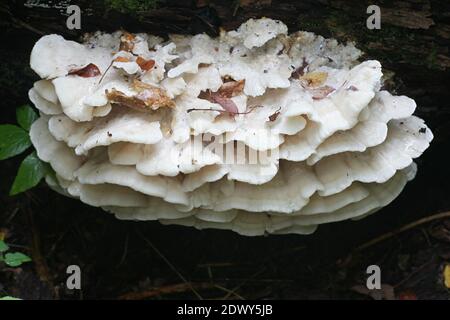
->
<box><xmin>268</xmin><ymin>107</ymin><xmax>281</xmax><ymax>121</ymax></box>
<box><xmin>68</xmin><ymin>63</ymin><xmax>101</xmax><ymax>78</ymax></box>
<box><xmin>119</xmin><ymin>31</ymin><xmax>136</xmax><ymax>52</ymax></box>
<box><xmin>291</xmin><ymin>58</ymin><xmax>308</xmax><ymax>79</ymax></box>
<box><xmin>198</xmin><ymin>90</ymin><xmax>239</xmax><ymax>114</ymax></box>
<box><xmin>114</xmin><ymin>56</ymin><xmax>131</xmax><ymax>63</ymax></box>
<box><xmin>300</xmin><ymin>71</ymin><xmax>328</xmax><ymax>87</ymax></box>
<box><xmin>217</xmin><ymin>80</ymin><xmax>245</xmax><ymax>98</ymax></box>
<box><xmin>106</xmin><ymin>89</ymin><xmax>147</xmax><ymax>111</ymax></box>
<box><xmin>210</xmin><ymin>93</ymin><xmax>239</xmax><ymax>114</ymax></box>
<box><xmin>192</xmin><ymin>86</ymin><xmax>261</xmax><ymax>116</ymax></box>
<box><xmin>106</xmin><ymin>80</ymin><xmax>174</xmax><ymax>112</ymax></box>
<box><xmin>198</xmin><ymin>63</ymin><xmax>212</xmax><ymax>68</ymax></box>
<box><xmin>136</xmin><ymin>56</ymin><xmax>156</xmax><ymax>71</ymax></box>
<box><xmin>196</xmin><ymin>80</ymin><xmax>247</xmax><ymax>115</ymax></box>
<box><xmin>132</xmin><ymin>79</ymin><xmax>159</xmax><ymax>93</ymax></box>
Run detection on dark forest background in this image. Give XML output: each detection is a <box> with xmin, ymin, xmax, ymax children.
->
<box><xmin>0</xmin><ymin>0</ymin><xmax>449</xmax><ymax>299</ymax></box>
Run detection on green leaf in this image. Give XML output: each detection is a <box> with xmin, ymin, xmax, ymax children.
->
<box><xmin>16</xmin><ymin>105</ymin><xmax>38</xmax><ymax>131</ymax></box>
<box><xmin>9</xmin><ymin>152</ymin><xmax>46</xmax><ymax>196</ymax></box>
<box><xmin>0</xmin><ymin>296</ymin><xmax>21</xmax><ymax>300</ymax></box>
<box><xmin>0</xmin><ymin>240</ymin><xmax>8</xmax><ymax>253</ymax></box>
<box><xmin>0</xmin><ymin>125</ymin><xmax>31</xmax><ymax>160</ymax></box>
<box><xmin>4</xmin><ymin>252</ymin><xmax>32</xmax><ymax>267</ymax></box>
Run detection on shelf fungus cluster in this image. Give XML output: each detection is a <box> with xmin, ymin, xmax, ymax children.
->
<box><xmin>28</xmin><ymin>18</ymin><xmax>432</xmax><ymax>236</ymax></box>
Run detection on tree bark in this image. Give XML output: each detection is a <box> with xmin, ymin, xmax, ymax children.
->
<box><xmin>1</xmin><ymin>0</ymin><xmax>449</xmax><ymax>132</ymax></box>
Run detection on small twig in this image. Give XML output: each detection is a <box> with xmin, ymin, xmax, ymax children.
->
<box><xmin>46</xmin><ymin>231</ymin><xmax>67</xmax><ymax>258</ymax></box>
<box><xmin>420</xmin><ymin>228</ymin><xmax>432</xmax><ymax>247</ymax></box>
<box><xmin>355</xmin><ymin>211</ymin><xmax>450</xmax><ymax>252</ymax></box>
<box><xmin>10</xmin><ymin>16</ymin><xmax>46</xmax><ymax>36</ymax></box>
<box><xmin>232</xmin><ymin>2</ymin><xmax>240</xmax><ymax>17</ymax></box>
<box><xmin>98</xmin><ymin>60</ymin><xmax>114</xmax><ymax>85</ymax></box>
<box><xmin>137</xmin><ymin>230</ymin><xmax>203</xmax><ymax>300</ymax></box>
<box><xmin>214</xmin><ymin>284</ymin><xmax>245</xmax><ymax>300</ymax></box>
<box><xmin>118</xmin><ymin>282</ymin><xmax>214</xmax><ymax>300</ymax></box>
<box><xmin>117</xmin><ymin>233</ymin><xmax>129</xmax><ymax>267</ymax></box>
<box><xmin>6</xmin><ymin>244</ymin><xmax>29</xmax><ymax>250</ymax></box>
<box><xmin>26</xmin><ymin>205</ymin><xmax>53</xmax><ymax>292</ymax></box>
<box><xmin>222</xmin><ymin>267</ymin><xmax>266</xmax><ymax>300</ymax></box>
<box><xmin>0</xmin><ymin>4</ymin><xmax>44</xmax><ymax>35</ymax></box>
<box><xmin>5</xmin><ymin>207</ymin><xmax>19</xmax><ymax>224</ymax></box>
<box><xmin>187</xmin><ymin>105</ymin><xmax>261</xmax><ymax>115</ymax></box>
<box><xmin>394</xmin><ymin>260</ymin><xmax>434</xmax><ymax>289</ymax></box>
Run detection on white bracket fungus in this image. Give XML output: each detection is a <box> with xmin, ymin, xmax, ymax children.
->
<box><xmin>28</xmin><ymin>19</ymin><xmax>432</xmax><ymax>236</ymax></box>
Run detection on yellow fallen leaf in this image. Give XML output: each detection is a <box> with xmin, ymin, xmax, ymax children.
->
<box><xmin>444</xmin><ymin>264</ymin><xmax>450</xmax><ymax>289</ymax></box>
<box><xmin>300</xmin><ymin>71</ymin><xmax>328</xmax><ymax>88</ymax></box>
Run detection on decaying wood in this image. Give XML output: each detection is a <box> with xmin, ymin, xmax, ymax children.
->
<box><xmin>1</xmin><ymin>0</ymin><xmax>448</xmax><ymax>69</ymax></box>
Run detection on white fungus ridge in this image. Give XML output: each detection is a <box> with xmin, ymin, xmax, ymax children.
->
<box><xmin>28</xmin><ymin>18</ymin><xmax>432</xmax><ymax>236</ymax></box>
